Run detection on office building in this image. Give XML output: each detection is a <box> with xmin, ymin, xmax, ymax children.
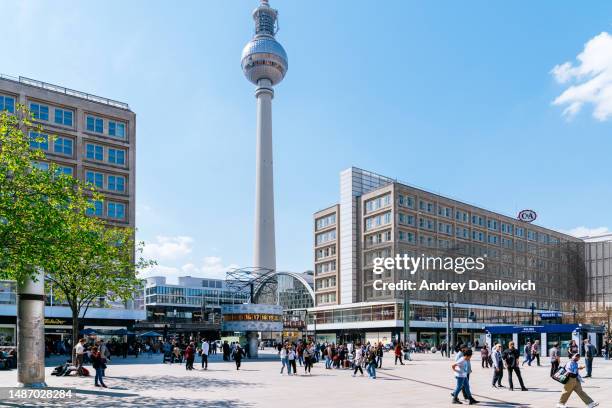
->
<box><xmin>139</xmin><ymin>276</ymin><xmax>250</xmax><ymax>338</ymax></box>
<box><xmin>0</xmin><ymin>74</ymin><xmax>142</xmax><ymax>345</ymax></box>
<box><xmin>310</xmin><ymin>167</ymin><xmax>600</xmax><ymax>349</ymax></box>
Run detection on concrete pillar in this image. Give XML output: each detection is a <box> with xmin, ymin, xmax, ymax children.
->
<box><xmin>512</xmin><ymin>333</ymin><xmax>518</xmax><ymax>346</ymax></box>
<box><xmin>17</xmin><ymin>269</ymin><xmax>47</xmax><ymax>387</ymax></box>
<box><xmin>253</xmin><ymin>78</ymin><xmax>276</xmax><ymax>272</ymax></box>
<box><xmin>247</xmin><ymin>331</ymin><xmax>259</xmax><ymax>358</ymax></box>
<box><xmin>540</xmin><ymin>333</ymin><xmax>547</xmax><ymax>356</ymax></box>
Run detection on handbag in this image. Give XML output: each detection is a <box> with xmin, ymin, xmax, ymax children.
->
<box><xmin>552</xmin><ymin>366</ymin><xmax>569</xmax><ymax>384</ymax></box>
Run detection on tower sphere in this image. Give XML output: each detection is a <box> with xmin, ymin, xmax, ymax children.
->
<box><xmin>241</xmin><ymin>1</ymin><xmax>288</xmax><ymax>86</ymax></box>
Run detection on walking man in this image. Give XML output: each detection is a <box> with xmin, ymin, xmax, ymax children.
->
<box><xmin>556</xmin><ymin>353</ymin><xmax>599</xmax><ymax>408</ymax></box>
<box><xmin>583</xmin><ymin>339</ymin><xmax>596</xmax><ymax>378</ymax></box>
<box><xmin>550</xmin><ymin>342</ymin><xmax>561</xmax><ymax>378</ymax></box>
<box><xmin>491</xmin><ymin>343</ymin><xmax>504</xmax><ymax>388</ymax></box>
<box><xmin>201</xmin><ymin>339</ymin><xmax>209</xmax><ymax>370</ymax></box>
<box><xmin>503</xmin><ymin>341</ymin><xmax>528</xmax><ymax>391</ymax></box>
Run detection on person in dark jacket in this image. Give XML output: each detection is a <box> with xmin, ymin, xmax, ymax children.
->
<box><xmin>234</xmin><ymin>345</ymin><xmax>244</xmax><ymax>370</ymax></box>
<box><xmin>184</xmin><ymin>343</ymin><xmax>195</xmax><ymax>371</ymax></box>
<box><xmin>502</xmin><ymin>342</ymin><xmax>527</xmax><ymax>391</ymax></box>
<box><xmin>223</xmin><ymin>341</ymin><xmax>231</xmax><ymax>361</ymax></box>
<box><xmin>91</xmin><ymin>346</ymin><xmax>107</xmax><ymax>388</ymax></box>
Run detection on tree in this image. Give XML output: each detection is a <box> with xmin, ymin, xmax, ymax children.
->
<box><xmin>0</xmin><ymin>105</ymin><xmax>93</xmax><ymax>284</ymax></box>
<box><xmin>44</xmin><ymin>214</ymin><xmax>153</xmax><ymax>363</ymax></box>
<box><xmin>0</xmin><ymin>105</ymin><xmax>98</xmax><ymax>386</ymax></box>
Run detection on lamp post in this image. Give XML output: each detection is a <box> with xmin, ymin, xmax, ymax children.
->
<box><xmin>403</xmin><ymin>289</ymin><xmax>410</xmax><ymax>346</ymax></box>
<box><xmin>530</xmin><ymin>302</ymin><xmax>536</xmax><ymax>326</ymax></box>
<box><xmin>313</xmin><ymin>314</ymin><xmax>317</xmax><ymax>344</ymax></box>
<box><xmin>446</xmin><ymin>293</ymin><xmax>452</xmax><ymax>358</ymax></box>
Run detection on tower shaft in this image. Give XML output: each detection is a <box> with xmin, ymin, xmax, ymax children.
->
<box><xmin>253</xmin><ymin>79</ymin><xmax>276</xmax><ymax>271</ymax></box>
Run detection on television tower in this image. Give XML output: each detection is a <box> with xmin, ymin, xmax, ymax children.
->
<box><xmin>241</xmin><ymin>0</ymin><xmax>288</xmax><ymax>272</ymax></box>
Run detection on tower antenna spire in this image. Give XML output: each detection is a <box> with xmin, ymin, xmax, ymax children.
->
<box><xmin>241</xmin><ymin>0</ymin><xmax>288</xmax><ymax>273</ymax></box>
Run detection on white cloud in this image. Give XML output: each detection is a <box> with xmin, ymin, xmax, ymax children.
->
<box><xmin>142</xmin><ymin>235</ymin><xmax>193</xmax><ymax>261</ymax></box>
<box><xmin>551</xmin><ymin>32</ymin><xmax>612</xmax><ymax>121</ymax></box>
<box><xmin>138</xmin><ymin>264</ymin><xmax>181</xmax><ymax>283</ymax></box>
<box><xmin>181</xmin><ymin>257</ymin><xmax>240</xmax><ymax>280</ymax></box>
<box><xmin>564</xmin><ymin>226</ymin><xmax>610</xmax><ymax>238</ymax></box>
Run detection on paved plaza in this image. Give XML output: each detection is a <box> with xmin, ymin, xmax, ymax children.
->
<box><xmin>0</xmin><ymin>350</ymin><xmax>610</xmax><ymax>407</ymax></box>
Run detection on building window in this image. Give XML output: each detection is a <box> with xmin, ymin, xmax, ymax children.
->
<box><xmin>365</xmin><ymin>194</ymin><xmax>391</xmax><ymax>214</ymax></box>
<box><xmin>29</xmin><ymin>131</ymin><xmax>49</xmax><ymax>150</ymax></box>
<box><xmin>53</xmin><ymin>137</ymin><xmax>73</xmax><ymax>156</ymax></box>
<box><xmin>86</xmin><ymin>200</ymin><xmax>103</xmax><ymax>216</ymax></box>
<box><xmin>54</xmin><ymin>108</ymin><xmax>74</xmax><ymax>126</ymax></box>
<box><xmin>0</xmin><ymin>95</ymin><xmax>15</xmax><ymax>113</ymax></box>
<box><xmin>32</xmin><ymin>161</ymin><xmax>49</xmax><ymax>171</ymax></box>
<box><xmin>86</xmin><ymin>171</ymin><xmax>104</xmax><ymax>188</ymax></box>
<box><xmin>57</xmin><ymin>166</ymin><xmax>73</xmax><ymax>176</ymax></box>
<box><xmin>107</xmin><ymin>202</ymin><xmax>126</xmax><ymax>220</ymax></box>
<box><xmin>108</xmin><ymin>175</ymin><xmax>125</xmax><ymax>192</ymax></box>
<box><xmin>86</xmin><ymin>115</ymin><xmax>104</xmax><ymax>133</ymax></box>
<box><xmin>86</xmin><ymin>143</ymin><xmax>104</xmax><ymax>161</ymax></box>
<box><xmin>108</xmin><ymin>121</ymin><xmax>126</xmax><ymax>138</ymax></box>
<box><xmin>30</xmin><ymin>103</ymin><xmax>49</xmax><ymax>121</ymax></box>
<box><xmin>108</xmin><ymin>148</ymin><xmax>125</xmax><ymax>165</ymax></box>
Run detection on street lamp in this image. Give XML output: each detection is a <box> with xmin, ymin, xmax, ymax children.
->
<box><xmin>313</xmin><ymin>314</ymin><xmax>317</xmax><ymax>344</ymax></box>
<box><xmin>530</xmin><ymin>302</ymin><xmax>536</xmax><ymax>326</ymax></box>
<box><xmin>573</xmin><ymin>305</ymin><xmax>577</xmax><ymax>324</ymax></box>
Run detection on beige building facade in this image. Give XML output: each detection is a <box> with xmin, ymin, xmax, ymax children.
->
<box><xmin>0</xmin><ymin>74</ymin><xmax>135</xmax><ymax>229</ymax></box>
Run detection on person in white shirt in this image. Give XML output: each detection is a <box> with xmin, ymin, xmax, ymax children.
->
<box><xmin>74</xmin><ymin>338</ymin><xmax>86</xmax><ymax>373</ymax></box>
<box><xmin>201</xmin><ymin>340</ymin><xmax>210</xmax><ymax>370</ymax></box>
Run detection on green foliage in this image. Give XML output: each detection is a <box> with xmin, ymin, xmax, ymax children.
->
<box><xmin>0</xmin><ymin>105</ymin><xmax>99</xmax><ymax>285</ymax></box>
<box><xmin>0</xmin><ymin>105</ymin><xmax>155</xmax><ymax>349</ymax></box>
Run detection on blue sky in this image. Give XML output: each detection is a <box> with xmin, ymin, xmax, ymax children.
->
<box><xmin>2</xmin><ymin>1</ymin><xmax>611</xmax><ymax>282</ymax></box>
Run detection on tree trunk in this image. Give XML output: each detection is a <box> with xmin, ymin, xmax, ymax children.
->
<box><xmin>71</xmin><ymin>308</ymin><xmax>79</xmax><ymax>365</ymax></box>
<box><xmin>16</xmin><ymin>269</ymin><xmax>47</xmax><ymax>387</ymax></box>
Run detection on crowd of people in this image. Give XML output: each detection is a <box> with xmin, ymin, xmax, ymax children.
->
<box><xmin>59</xmin><ymin>334</ymin><xmax>609</xmax><ymax>407</ymax></box>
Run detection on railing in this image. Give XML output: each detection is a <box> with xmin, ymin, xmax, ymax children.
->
<box><xmin>0</xmin><ymin>73</ymin><xmax>129</xmax><ymax>110</ymax></box>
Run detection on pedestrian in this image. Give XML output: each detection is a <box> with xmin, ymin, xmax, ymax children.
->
<box><xmin>280</xmin><ymin>344</ymin><xmax>289</xmax><ymax>374</ymax></box>
<box><xmin>394</xmin><ymin>342</ymin><xmax>405</xmax><ymax>365</ymax></box>
<box><xmin>583</xmin><ymin>339</ymin><xmax>596</xmax><ymax>378</ymax></box>
<box><xmin>568</xmin><ymin>340</ymin><xmax>579</xmax><ymax>358</ymax></box>
<box><xmin>91</xmin><ymin>346</ymin><xmax>107</xmax><ymax>388</ymax></box>
<box><xmin>376</xmin><ymin>342</ymin><xmax>383</xmax><ymax>368</ymax></box>
<box><xmin>481</xmin><ymin>345</ymin><xmax>490</xmax><ymax>368</ymax></box>
<box><xmin>522</xmin><ymin>340</ymin><xmax>532</xmax><ymax>366</ymax></box>
<box><xmin>451</xmin><ymin>349</ymin><xmax>479</xmax><ymax>405</ymax></box>
<box><xmin>352</xmin><ymin>343</ymin><xmax>364</xmax><ymax>377</ymax></box>
<box><xmin>223</xmin><ymin>340</ymin><xmax>230</xmax><ymax>361</ymax></box>
<box><xmin>531</xmin><ymin>340</ymin><xmax>541</xmax><ymax>367</ymax></box>
<box><xmin>74</xmin><ymin>338</ymin><xmax>86</xmax><ymax>376</ymax></box>
<box><xmin>550</xmin><ymin>342</ymin><xmax>561</xmax><ymax>378</ymax></box>
<box><xmin>491</xmin><ymin>343</ymin><xmax>505</xmax><ymax>388</ymax></box>
<box><xmin>184</xmin><ymin>342</ymin><xmax>195</xmax><ymax>370</ymax></box>
<box><xmin>201</xmin><ymin>339</ymin><xmax>209</xmax><ymax>370</ymax></box>
<box><xmin>288</xmin><ymin>345</ymin><xmax>297</xmax><ymax>375</ymax></box>
<box><xmin>503</xmin><ymin>341</ymin><xmax>528</xmax><ymax>391</ymax></box>
<box><xmin>303</xmin><ymin>343</ymin><xmax>314</xmax><ymax>375</ymax></box>
<box><xmin>556</xmin><ymin>353</ymin><xmax>599</xmax><ymax>408</ymax></box>
<box><xmin>366</xmin><ymin>346</ymin><xmax>377</xmax><ymax>379</ymax></box>
<box><xmin>234</xmin><ymin>345</ymin><xmax>244</xmax><ymax>370</ymax></box>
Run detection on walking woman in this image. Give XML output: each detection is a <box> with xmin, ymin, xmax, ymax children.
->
<box><xmin>303</xmin><ymin>343</ymin><xmax>314</xmax><ymax>375</ymax></box>
<box><xmin>395</xmin><ymin>342</ymin><xmax>405</xmax><ymax>365</ymax></box>
<box><xmin>556</xmin><ymin>353</ymin><xmax>599</xmax><ymax>408</ymax></box>
<box><xmin>280</xmin><ymin>344</ymin><xmax>289</xmax><ymax>374</ymax></box>
<box><xmin>288</xmin><ymin>345</ymin><xmax>297</xmax><ymax>375</ymax></box>
<box><xmin>91</xmin><ymin>346</ymin><xmax>107</xmax><ymax>388</ymax></box>
<box><xmin>352</xmin><ymin>343</ymin><xmax>364</xmax><ymax>376</ymax></box>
